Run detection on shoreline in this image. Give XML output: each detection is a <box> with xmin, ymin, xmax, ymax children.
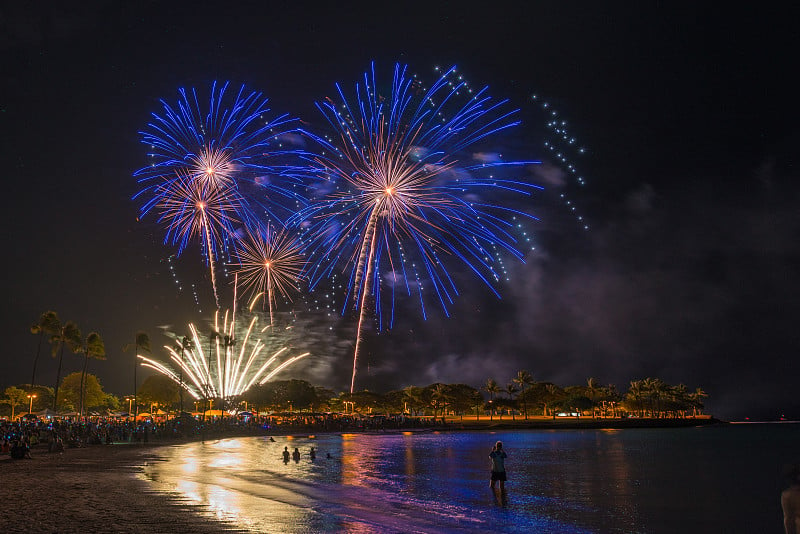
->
<box><xmin>436</xmin><ymin>415</ymin><xmax>725</xmax><ymax>431</ymax></box>
<box><xmin>0</xmin><ymin>417</ymin><xmax>724</xmax><ymax>533</ymax></box>
<box><xmin>249</xmin><ymin>414</ymin><xmax>727</xmax><ymax>436</ymax></box>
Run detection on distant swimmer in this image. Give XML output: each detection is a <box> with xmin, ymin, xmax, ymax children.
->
<box><xmin>283</xmin><ymin>446</ymin><xmax>290</xmax><ymax>463</ymax></box>
<box><xmin>310</xmin><ymin>446</ymin><xmax>316</xmax><ymax>460</ymax></box>
<box><xmin>783</xmin><ymin>464</ymin><xmax>800</xmax><ymax>534</ymax></box>
<box><xmin>269</xmin><ymin>436</ymin><xmax>275</xmax><ymax>442</ymax></box>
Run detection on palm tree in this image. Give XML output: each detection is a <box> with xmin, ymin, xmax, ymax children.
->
<box><xmin>76</xmin><ymin>332</ymin><xmax>105</xmax><ymax>416</ymax></box>
<box><xmin>177</xmin><ymin>336</ymin><xmax>194</xmax><ymax>414</ymax></box>
<box><xmin>643</xmin><ymin>377</ymin><xmax>668</xmax><ymax>418</ymax></box>
<box><xmin>123</xmin><ymin>331</ymin><xmax>151</xmax><ymax>419</ymax></box>
<box><xmin>668</xmin><ymin>383</ymin><xmax>689</xmax><ymax>418</ymax></box>
<box><xmin>626</xmin><ymin>380</ymin><xmax>645</xmax><ymax>417</ymax></box>
<box><xmin>403</xmin><ymin>385</ymin><xmax>424</xmax><ymax>416</ymax></box>
<box><xmin>513</xmin><ymin>370</ymin><xmax>534</xmax><ymax>419</ymax></box>
<box><xmin>632</xmin><ymin>378</ymin><xmax>659</xmax><ymax>417</ymax></box>
<box><xmin>505</xmin><ymin>382</ymin><xmax>519</xmax><ymax>420</ymax></box>
<box><xmin>483</xmin><ymin>378</ymin><xmax>500</xmax><ymax>420</ymax></box>
<box><xmin>49</xmin><ymin>320</ymin><xmax>82</xmax><ymax>412</ymax></box>
<box><xmin>586</xmin><ymin>377</ymin><xmax>600</xmax><ymax>418</ymax></box>
<box><xmin>544</xmin><ymin>383</ymin><xmax>561</xmax><ymax>418</ymax></box>
<box><xmin>600</xmin><ymin>383</ymin><xmax>620</xmax><ymax>418</ymax></box>
<box><xmin>207</xmin><ymin>330</ymin><xmax>222</xmax><ymax>417</ymax></box>
<box><xmin>690</xmin><ymin>387</ymin><xmax>708</xmax><ymax>416</ymax></box>
<box><xmin>431</xmin><ymin>384</ymin><xmax>450</xmax><ymax>423</ymax></box>
<box><xmin>30</xmin><ymin>311</ymin><xmax>60</xmax><ymax>387</ymax></box>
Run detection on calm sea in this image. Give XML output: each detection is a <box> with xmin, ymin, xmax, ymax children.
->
<box><xmin>140</xmin><ymin>422</ymin><xmax>799</xmax><ymax>533</ymax></box>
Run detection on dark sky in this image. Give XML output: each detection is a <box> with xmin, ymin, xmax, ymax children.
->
<box><xmin>2</xmin><ymin>2</ymin><xmax>798</xmax><ymax>420</ymax></box>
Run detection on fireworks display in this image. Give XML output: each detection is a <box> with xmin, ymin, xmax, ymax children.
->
<box><xmin>294</xmin><ymin>63</ymin><xmax>542</xmax><ymax>392</ymax></box>
<box><xmin>133</xmin><ymin>65</ymin><xmax>568</xmax><ymax>394</ymax></box>
<box><xmin>138</xmin><ymin>293</ymin><xmax>309</xmax><ymax>402</ymax></box>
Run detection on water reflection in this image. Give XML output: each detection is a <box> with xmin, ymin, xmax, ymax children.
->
<box><xmin>339</xmin><ymin>433</ymin><xmax>361</xmax><ymax>487</ymax></box>
<box><xmin>141</xmin><ymin>432</ymin><xmax>591</xmax><ymax>532</ymax></box>
<box><xmin>139</xmin><ymin>426</ymin><xmax>800</xmax><ymax>533</ymax></box>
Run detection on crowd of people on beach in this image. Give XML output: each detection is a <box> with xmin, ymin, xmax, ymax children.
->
<box><xmin>1</xmin><ymin>417</ymin><xmax>145</xmax><ymax>458</ymax></box>
<box><xmin>0</xmin><ymin>412</ymin><xmax>441</xmax><ymax>460</ymax></box>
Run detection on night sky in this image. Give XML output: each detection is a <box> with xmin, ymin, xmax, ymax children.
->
<box><xmin>2</xmin><ymin>2</ymin><xmax>798</xmax><ymax>420</ymax></box>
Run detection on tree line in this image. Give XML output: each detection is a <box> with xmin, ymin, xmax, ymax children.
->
<box><xmin>4</xmin><ymin>311</ymin><xmax>708</xmax><ymax>420</ymax></box>
<box><xmin>2</xmin><ymin>373</ymin><xmax>708</xmax><ymax>421</ymax></box>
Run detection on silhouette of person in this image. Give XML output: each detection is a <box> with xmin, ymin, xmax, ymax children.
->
<box><xmin>783</xmin><ymin>464</ymin><xmax>800</xmax><ymax>534</ymax></box>
<box><xmin>292</xmin><ymin>447</ymin><xmax>301</xmax><ymax>463</ymax></box>
<box><xmin>489</xmin><ymin>441</ymin><xmax>508</xmax><ymax>492</ymax></box>
<box><xmin>282</xmin><ymin>446</ymin><xmax>290</xmax><ymax>463</ymax></box>
<box><xmin>310</xmin><ymin>446</ymin><xmax>316</xmax><ymax>460</ymax></box>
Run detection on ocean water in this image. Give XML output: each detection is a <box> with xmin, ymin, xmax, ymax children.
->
<box><xmin>140</xmin><ymin>422</ymin><xmax>800</xmax><ymax>533</ymax></box>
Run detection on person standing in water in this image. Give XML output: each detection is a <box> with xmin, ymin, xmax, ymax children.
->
<box><xmin>783</xmin><ymin>464</ymin><xmax>800</xmax><ymax>534</ymax></box>
<box><xmin>489</xmin><ymin>441</ymin><xmax>508</xmax><ymax>492</ymax></box>
<box><xmin>282</xmin><ymin>446</ymin><xmax>290</xmax><ymax>463</ymax></box>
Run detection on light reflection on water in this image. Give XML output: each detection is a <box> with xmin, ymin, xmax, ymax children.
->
<box><xmin>140</xmin><ymin>424</ymin><xmax>800</xmax><ymax>533</ymax></box>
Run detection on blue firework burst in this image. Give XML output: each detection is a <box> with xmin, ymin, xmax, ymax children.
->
<box><xmin>292</xmin><ymin>63</ymin><xmax>542</xmax><ymax>391</ymax></box>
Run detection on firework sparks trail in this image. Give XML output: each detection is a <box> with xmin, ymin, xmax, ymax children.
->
<box><xmin>350</xmin><ymin>206</ymin><xmax>380</xmax><ymax>393</ymax></box>
<box><xmin>294</xmin><ymin>63</ymin><xmax>543</xmax><ymax>392</ymax></box>
<box><xmin>530</xmin><ymin>93</ymin><xmax>592</xmax><ymax>231</ymax></box>
<box><xmin>152</xmin><ymin>173</ymin><xmax>240</xmax><ymax>307</ymax></box>
<box><xmin>232</xmin><ymin>224</ymin><xmax>305</xmax><ymax>325</ymax></box>
<box><xmin>138</xmin><ymin>292</ymin><xmax>309</xmax><ymax>402</ymax></box>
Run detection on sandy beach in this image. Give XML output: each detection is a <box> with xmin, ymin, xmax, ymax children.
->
<box><xmin>0</xmin><ymin>444</ymin><xmax>238</xmax><ymax>534</ymax></box>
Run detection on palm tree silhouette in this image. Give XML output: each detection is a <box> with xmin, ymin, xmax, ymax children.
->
<box><xmin>49</xmin><ymin>320</ymin><xmax>81</xmax><ymax>412</ymax></box>
<box><xmin>76</xmin><ymin>332</ymin><xmax>105</xmax><ymax>416</ymax></box>
<box><xmin>505</xmin><ymin>382</ymin><xmax>519</xmax><ymax>420</ymax></box>
<box><xmin>484</xmin><ymin>378</ymin><xmax>499</xmax><ymax>420</ymax></box>
<box><xmin>123</xmin><ymin>331</ymin><xmax>151</xmax><ymax>419</ymax></box>
<box><xmin>30</xmin><ymin>311</ymin><xmax>60</xmax><ymax>387</ymax></box>
<box><xmin>513</xmin><ymin>370</ymin><xmax>534</xmax><ymax>419</ymax></box>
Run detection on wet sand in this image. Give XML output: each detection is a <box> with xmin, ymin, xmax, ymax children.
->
<box><xmin>0</xmin><ymin>444</ymin><xmax>239</xmax><ymax>533</ymax></box>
